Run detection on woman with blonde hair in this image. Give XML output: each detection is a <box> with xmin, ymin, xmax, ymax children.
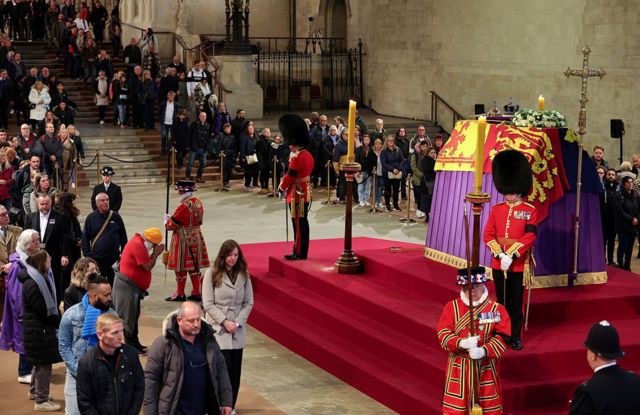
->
<box><xmin>63</xmin><ymin>257</ymin><xmax>98</xmax><ymax>312</ymax></box>
<box><xmin>202</xmin><ymin>240</ymin><xmax>254</xmax><ymax>414</ymax></box>
<box><xmin>28</xmin><ymin>80</ymin><xmax>51</xmax><ymax>131</ymax></box>
<box><xmin>60</xmin><ymin>125</ymin><xmax>76</xmax><ymax>191</ymax></box>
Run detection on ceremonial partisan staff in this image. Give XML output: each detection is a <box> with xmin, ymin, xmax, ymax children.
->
<box><xmin>161</xmin><ymin>147</ymin><xmax>174</xmax><ymax>295</ymax></box>
<box><xmin>464</xmin><ymin>206</ymin><xmax>483</xmax><ymax>415</ymax></box>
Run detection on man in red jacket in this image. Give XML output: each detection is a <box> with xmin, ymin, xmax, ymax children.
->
<box><xmin>483</xmin><ymin>150</ymin><xmax>537</xmax><ymax>351</ymax></box>
<box><xmin>278</xmin><ymin>114</ymin><xmax>314</xmax><ymax>260</ymax></box>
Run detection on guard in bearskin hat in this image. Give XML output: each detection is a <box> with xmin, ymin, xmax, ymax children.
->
<box><xmin>164</xmin><ymin>179</ymin><xmax>210</xmax><ymax>301</ymax></box>
<box><xmin>482</xmin><ymin>149</ymin><xmax>537</xmax><ymax>351</ymax></box>
<box><xmin>278</xmin><ymin>114</ymin><xmax>314</xmax><ymax>260</ymax></box>
<box><xmin>569</xmin><ymin>320</ymin><xmax>640</xmax><ymax>414</ymax></box>
<box><xmin>436</xmin><ymin>266</ymin><xmax>511</xmax><ymax>414</ymax></box>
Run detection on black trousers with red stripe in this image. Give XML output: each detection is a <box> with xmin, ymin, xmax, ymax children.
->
<box><xmin>290</xmin><ymin>201</ymin><xmax>310</xmax><ymax>258</ymax></box>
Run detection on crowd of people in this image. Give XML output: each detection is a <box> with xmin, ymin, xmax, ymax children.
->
<box><xmin>0</xmin><ymin>176</ymin><xmax>253</xmax><ymax>414</ymax></box>
<box><xmin>595</xmin><ymin>146</ymin><xmax>640</xmax><ymax>270</ymax></box>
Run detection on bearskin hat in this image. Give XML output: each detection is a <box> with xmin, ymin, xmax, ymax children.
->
<box><xmin>278</xmin><ymin>113</ymin><xmax>310</xmax><ymax>148</ymax></box>
<box><xmin>492</xmin><ymin>150</ymin><xmax>532</xmax><ymax>196</ymax></box>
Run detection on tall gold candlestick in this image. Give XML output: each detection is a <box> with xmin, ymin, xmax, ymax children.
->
<box><xmin>474</xmin><ymin>116</ymin><xmax>487</xmax><ymax>193</ymax></box>
<box><xmin>346</xmin><ymin>100</ymin><xmax>356</xmax><ymax>162</ymax></box>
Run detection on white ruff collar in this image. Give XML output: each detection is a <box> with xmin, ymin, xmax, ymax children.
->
<box><xmin>179</xmin><ymin>192</ymin><xmax>192</xmax><ymax>203</ymax></box>
<box><xmin>460</xmin><ymin>286</ymin><xmax>489</xmax><ymax>307</ymax></box>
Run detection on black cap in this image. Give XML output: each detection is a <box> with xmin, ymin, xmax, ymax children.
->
<box><xmin>456</xmin><ymin>266</ymin><xmax>488</xmax><ymax>285</ymax></box>
<box><xmin>100</xmin><ymin>166</ymin><xmax>115</xmax><ymax>176</ymax></box>
<box><xmin>584</xmin><ymin>320</ymin><xmax>624</xmax><ymax>359</ymax></box>
<box><xmin>175</xmin><ymin>179</ymin><xmax>197</xmax><ymax>192</ymax></box>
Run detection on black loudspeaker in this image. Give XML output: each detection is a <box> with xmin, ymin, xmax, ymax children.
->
<box><xmin>611</xmin><ymin>119</ymin><xmax>624</xmax><ymax>138</ymax></box>
<box><xmin>475</xmin><ymin>104</ymin><xmax>485</xmax><ymax>115</ymax></box>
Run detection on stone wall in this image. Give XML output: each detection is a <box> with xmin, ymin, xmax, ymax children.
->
<box><xmin>296</xmin><ymin>0</ymin><xmax>639</xmax><ymax>165</ymax></box>
<box><xmin>119</xmin><ymin>0</ymin><xmax>639</xmax><ymax>163</ymax></box>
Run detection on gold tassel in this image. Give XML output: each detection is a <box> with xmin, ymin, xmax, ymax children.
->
<box><xmin>471</xmin><ymin>404</ymin><xmax>483</xmax><ymax>414</ymax></box>
<box><xmin>523</xmin><ymin>250</ymin><xmax>536</xmax><ymax>286</ymax></box>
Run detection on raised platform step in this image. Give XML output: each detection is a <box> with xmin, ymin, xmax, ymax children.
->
<box><xmin>245</xmin><ymin>238</ymin><xmax>640</xmax><ymax>414</ymax></box>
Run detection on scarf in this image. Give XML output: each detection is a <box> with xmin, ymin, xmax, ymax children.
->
<box><xmin>25</xmin><ymin>264</ymin><xmax>58</xmax><ymax>317</ymax></box>
<box><xmin>81</xmin><ymin>293</ymin><xmax>104</xmax><ymax>346</ymax></box>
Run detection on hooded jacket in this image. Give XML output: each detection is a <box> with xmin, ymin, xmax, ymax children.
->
<box><xmin>143</xmin><ymin>311</ymin><xmax>233</xmax><ymax>415</ymax></box>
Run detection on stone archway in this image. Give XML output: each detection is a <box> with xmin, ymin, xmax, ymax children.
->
<box><xmin>328</xmin><ymin>0</ymin><xmax>347</xmax><ymax>42</ymax></box>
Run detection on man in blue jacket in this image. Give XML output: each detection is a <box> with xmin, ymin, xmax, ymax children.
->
<box><xmin>82</xmin><ymin>193</ymin><xmax>128</xmax><ymax>285</ymax></box>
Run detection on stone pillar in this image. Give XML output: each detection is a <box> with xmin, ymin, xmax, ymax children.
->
<box><xmin>218</xmin><ymin>55</ymin><xmax>264</xmax><ymax>119</ymax></box>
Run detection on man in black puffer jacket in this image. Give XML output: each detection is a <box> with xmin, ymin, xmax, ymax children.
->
<box><xmin>76</xmin><ymin>314</ymin><xmax>145</xmax><ymax>415</ymax></box>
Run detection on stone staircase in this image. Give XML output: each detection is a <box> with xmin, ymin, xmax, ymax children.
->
<box><xmin>13</xmin><ymin>41</ymin><xmax>449</xmax><ymax>188</ymax></box>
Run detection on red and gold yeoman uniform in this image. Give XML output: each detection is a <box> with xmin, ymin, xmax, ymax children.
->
<box><xmin>437</xmin><ymin>294</ymin><xmax>511</xmax><ymax>414</ymax></box>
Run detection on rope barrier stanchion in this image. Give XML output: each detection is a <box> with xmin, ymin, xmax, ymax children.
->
<box><xmin>215</xmin><ymin>152</ymin><xmax>227</xmax><ymax>192</ymax></box>
<box><xmin>321</xmin><ymin>160</ymin><xmax>337</xmax><ymax>205</ymax></box>
<box><xmin>369</xmin><ymin>168</ymin><xmax>382</xmax><ymax>213</ymax></box>
<box><xmin>96</xmin><ymin>150</ymin><xmax>101</xmax><ymax>185</ymax></box>
<box><xmin>400</xmin><ymin>174</ymin><xmax>417</xmax><ymax>224</ymax></box>
<box><xmin>267</xmin><ymin>156</ymin><xmax>277</xmax><ymax>197</ymax></box>
<box><xmin>54</xmin><ymin>165</ymin><xmax>60</xmax><ymax>191</ymax></box>
<box><xmin>73</xmin><ymin>157</ymin><xmax>78</xmax><ymax>197</ymax></box>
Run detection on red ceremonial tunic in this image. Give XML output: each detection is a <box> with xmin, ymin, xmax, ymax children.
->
<box><xmin>165</xmin><ymin>194</ymin><xmax>210</xmax><ymax>272</ymax></box>
<box><xmin>437</xmin><ymin>291</ymin><xmax>511</xmax><ymax>415</ymax></box>
<box><xmin>279</xmin><ymin>148</ymin><xmax>314</xmax><ymax>204</ymax></box>
<box><xmin>483</xmin><ymin>201</ymin><xmax>537</xmax><ymax>272</ymax></box>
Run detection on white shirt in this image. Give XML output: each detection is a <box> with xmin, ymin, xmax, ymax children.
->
<box><xmin>39</xmin><ymin>211</ymin><xmax>50</xmax><ymax>242</ymax></box>
<box><xmin>164</xmin><ymin>101</ymin><xmax>175</xmax><ymax>125</ymax></box>
<box><xmin>594</xmin><ymin>361</ymin><xmax>617</xmax><ymax>373</ymax></box>
<box><xmin>104</xmin><ymin>182</ymin><xmax>110</xmax><ymax>191</ymax></box>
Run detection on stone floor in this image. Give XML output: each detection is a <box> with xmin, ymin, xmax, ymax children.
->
<box><xmin>86</xmin><ymin>180</ymin><xmax>426</xmax><ymax>414</ymax></box>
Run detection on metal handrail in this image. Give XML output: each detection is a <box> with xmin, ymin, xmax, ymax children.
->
<box><xmin>200</xmin><ymin>33</ymin><xmax>345</xmax><ymax>53</ymax></box>
<box><xmin>429</xmin><ymin>90</ymin><xmax>467</xmax><ymax>130</ymax></box>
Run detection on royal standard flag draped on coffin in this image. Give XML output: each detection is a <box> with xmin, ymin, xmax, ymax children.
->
<box><xmin>435</xmin><ymin>120</ymin><xmax>568</xmax><ymax>222</ymax></box>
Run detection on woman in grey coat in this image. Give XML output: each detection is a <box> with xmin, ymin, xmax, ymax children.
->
<box><xmin>203</xmin><ymin>240</ymin><xmax>254</xmax><ymax>413</ymax></box>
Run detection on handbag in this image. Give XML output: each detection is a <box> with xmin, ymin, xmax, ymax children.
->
<box><xmin>388</xmin><ymin>171</ymin><xmax>402</xmax><ymax>180</ymax></box>
<box><xmin>246</xmin><ymin>153</ymin><xmax>258</xmax><ymax>165</ymax></box>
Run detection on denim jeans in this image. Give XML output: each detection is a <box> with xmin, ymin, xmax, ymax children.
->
<box><xmin>64</xmin><ymin>371</ymin><xmax>80</xmax><ymax>415</ymax></box>
<box><xmin>186</xmin><ymin>148</ymin><xmax>206</xmax><ymax>178</ymax></box>
<box><xmin>18</xmin><ymin>353</ymin><xmax>33</xmax><ymax>376</ymax></box>
<box><xmin>374</xmin><ymin>175</ymin><xmax>384</xmax><ymax>205</ymax></box>
<box><xmin>83</xmin><ymin>66</ymin><xmax>96</xmax><ymax>82</ymax></box>
<box><xmin>117</xmin><ymin>104</ymin><xmax>127</xmax><ymax>125</ymax></box>
<box><xmin>161</xmin><ymin>123</ymin><xmax>172</xmax><ymax>154</ymax></box>
<box><xmin>357</xmin><ymin>173</ymin><xmax>372</xmax><ymax>204</ymax></box>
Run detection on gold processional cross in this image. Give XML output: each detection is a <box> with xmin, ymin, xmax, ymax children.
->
<box><xmin>563</xmin><ymin>46</ymin><xmax>605</xmax><ymax>285</ymax></box>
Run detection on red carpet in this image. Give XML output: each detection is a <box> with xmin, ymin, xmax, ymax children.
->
<box><xmin>244</xmin><ymin>238</ymin><xmax>640</xmax><ymax>415</ymax></box>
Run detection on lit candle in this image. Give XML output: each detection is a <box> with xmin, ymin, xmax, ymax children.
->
<box><xmin>346</xmin><ymin>100</ymin><xmax>357</xmax><ymax>162</ymax></box>
<box><xmin>474</xmin><ymin>116</ymin><xmax>487</xmax><ymax>193</ymax></box>
<box><xmin>538</xmin><ymin>94</ymin><xmax>545</xmax><ymax>111</ymax></box>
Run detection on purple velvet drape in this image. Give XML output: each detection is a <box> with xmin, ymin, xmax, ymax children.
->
<box><xmin>425</xmin><ymin>171</ymin><xmax>605</xmax><ymax>277</ymax></box>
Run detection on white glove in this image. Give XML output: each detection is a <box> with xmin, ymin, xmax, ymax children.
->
<box><xmin>459</xmin><ymin>335</ymin><xmax>479</xmax><ymax>350</ymax></box>
<box><xmin>469</xmin><ymin>347</ymin><xmax>486</xmax><ymax>360</ymax></box>
<box><xmin>163</xmin><ymin>213</ymin><xmax>171</xmax><ymax>223</ymax></box>
<box><xmin>500</xmin><ymin>255</ymin><xmax>513</xmax><ymax>271</ymax></box>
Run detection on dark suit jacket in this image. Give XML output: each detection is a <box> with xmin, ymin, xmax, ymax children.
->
<box><xmin>159</xmin><ymin>99</ymin><xmax>179</xmax><ymax>126</ymax></box>
<box><xmin>91</xmin><ymin>183</ymin><xmax>123</xmax><ymax>212</ymax></box>
<box><xmin>569</xmin><ymin>364</ymin><xmax>640</xmax><ymax>415</ymax></box>
<box><xmin>25</xmin><ymin>209</ymin><xmax>72</xmax><ymax>262</ymax></box>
